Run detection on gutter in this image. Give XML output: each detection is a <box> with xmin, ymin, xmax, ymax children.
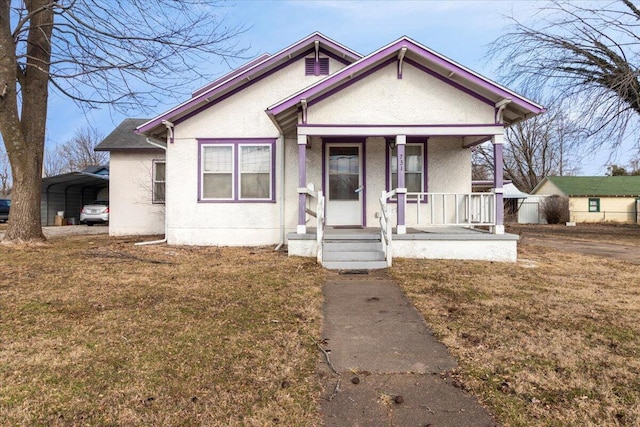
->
<box><xmin>267</xmin><ymin>112</ymin><xmax>286</xmax><ymax>251</ymax></box>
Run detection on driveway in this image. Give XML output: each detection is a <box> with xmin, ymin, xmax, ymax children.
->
<box><xmin>521</xmin><ymin>235</ymin><xmax>640</xmax><ymax>265</ymax></box>
<box><xmin>0</xmin><ymin>225</ymin><xmax>108</xmax><ymax>240</ymax></box>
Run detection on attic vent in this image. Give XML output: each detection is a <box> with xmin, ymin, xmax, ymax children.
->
<box><xmin>319</xmin><ymin>57</ymin><xmax>329</xmax><ymax>75</ymax></box>
<box><xmin>305</xmin><ymin>57</ymin><xmax>329</xmax><ymax>76</ymax></box>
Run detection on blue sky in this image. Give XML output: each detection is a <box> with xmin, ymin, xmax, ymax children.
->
<box><xmin>45</xmin><ymin>0</ymin><xmax>634</xmax><ymax>175</ymax></box>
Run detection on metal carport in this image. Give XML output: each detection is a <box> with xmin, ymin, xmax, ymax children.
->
<box><xmin>41</xmin><ymin>169</ymin><xmax>109</xmax><ymax>226</ymax></box>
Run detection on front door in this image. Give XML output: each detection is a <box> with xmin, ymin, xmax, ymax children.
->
<box><xmin>325</xmin><ymin>143</ymin><xmax>364</xmax><ymax>226</ymax></box>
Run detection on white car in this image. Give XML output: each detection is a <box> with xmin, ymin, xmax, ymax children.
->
<box><xmin>80</xmin><ymin>201</ymin><xmax>109</xmax><ymax>226</ymax></box>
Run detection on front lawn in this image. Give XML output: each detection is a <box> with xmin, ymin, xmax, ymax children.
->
<box><xmin>0</xmin><ymin>236</ymin><xmax>326</xmax><ymax>426</ymax></box>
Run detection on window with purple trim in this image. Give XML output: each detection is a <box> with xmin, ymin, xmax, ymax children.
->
<box><xmin>389</xmin><ymin>144</ymin><xmax>425</xmax><ymax>199</ymax></box>
<box><xmin>305</xmin><ymin>57</ymin><xmax>329</xmax><ymax>76</ymax></box>
<box><xmin>200</xmin><ymin>141</ymin><xmax>274</xmax><ymax>202</ymax></box>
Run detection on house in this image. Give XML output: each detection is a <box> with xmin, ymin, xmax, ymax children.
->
<box><xmin>95</xmin><ymin>118</ymin><xmax>165</xmax><ymax>235</ymax></box>
<box><xmin>40</xmin><ymin>165</ymin><xmax>109</xmax><ymax>226</ymax></box>
<box><xmin>98</xmin><ymin>33</ymin><xmax>544</xmax><ymax>266</ymax></box>
<box><xmin>531</xmin><ymin>176</ymin><xmax>640</xmax><ymax>223</ymax></box>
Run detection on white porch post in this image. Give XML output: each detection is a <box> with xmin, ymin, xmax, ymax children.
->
<box><xmin>297</xmin><ymin>134</ymin><xmax>307</xmax><ymax>234</ymax></box>
<box><xmin>492</xmin><ymin>133</ymin><xmax>505</xmax><ymax>234</ymax></box>
<box><xmin>396</xmin><ymin>135</ymin><xmax>407</xmax><ymax>235</ymax></box>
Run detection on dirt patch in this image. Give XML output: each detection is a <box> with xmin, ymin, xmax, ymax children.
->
<box><xmin>508</xmin><ymin>223</ymin><xmax>640</xmax><ymax>264</ymax></box>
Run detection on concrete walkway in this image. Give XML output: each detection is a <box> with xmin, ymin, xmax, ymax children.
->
<box><xmin>319</xmin><ymin>270</ymin><xmax>498</xmax><ymax>427</ymax></box>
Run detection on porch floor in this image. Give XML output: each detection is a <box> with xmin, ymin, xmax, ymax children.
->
<box><xmin>291</xmin><ymin>226</ymin><xmax>519</xmax><ymax>241</ymax></box>
<box><xmin>287</xmin><ymin>226</ymin><xmax>519</xmax><ymax>263</ymax></box>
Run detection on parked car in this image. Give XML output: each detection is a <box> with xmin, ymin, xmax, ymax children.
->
<box><xmin>80</xmin><ymin>200</ymin><xmax>109</xmax><ymax>226</ymax></box>
<box><xmin>0</xmin><ymin>199</ymin><xmax>10</xmax><ymax>223</ymax></box>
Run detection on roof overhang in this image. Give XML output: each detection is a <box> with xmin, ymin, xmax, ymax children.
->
<box><xmin>41</xmin><ymin>172</ymin><xmax>109</xmax><ymax>192</ymax></box>
<box><xmin>136</xmin><ymin>32</ymin><xmax>362</xmax><ymax>139</ymax></box>
<box><xmin>267</xmin><ymin>36</ymin><xmax>545</xmax><ymax>135</ymax></box>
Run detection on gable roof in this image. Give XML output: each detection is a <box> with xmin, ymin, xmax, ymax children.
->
<box><xmin>533</xmin><ymin>176</ymin><xmax>640</xmax><ymax>197</ymax></box>
<box><xmin>136</xmin><ymin>32</ymin><xmax>362</xmax><ymax>138</ymax></box>
<box><xmin>267</xmin><ymin>36</ymin><xmax>545</xmax><ymax>133</ymax></box>
<box><xmin>95</xmin><ymin>118</ymin><xmax>154</xmax><ymax>151</ymax></box>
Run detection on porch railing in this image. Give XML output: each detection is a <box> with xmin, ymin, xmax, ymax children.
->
<box><xmin>303</xmin><ymin>183</ymin><xmax>325</xmax><ymax>263</ymax></box>
<box><xmin>379</xmin><ymin>190</ymin><xmax>395</xmax><ymax>267</ymax></box>
<box><xmin>406</xmin><ymin>192</ymin><xmax>496</xmax><ymax>227</ymax></box>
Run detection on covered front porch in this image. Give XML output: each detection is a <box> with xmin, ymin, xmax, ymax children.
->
<box><xmin>264</xmin><ymin>36</ymin><xmax>544</xmax><ymax>266</ymax></box>
<box><xmin>284</xmin><ymin>128</ymin><xmax>515</xmax><ymax>267</ymax></box>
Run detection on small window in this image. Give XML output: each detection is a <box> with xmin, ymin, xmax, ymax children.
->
<box><xmin>305</xmin><ymin>57</ymin><xmax>329</xmax><ymax>76</ymax></box>
<box><xmin>199</xmin><ymin>140</ymin><xmax>275</xmax><ymax>202</ymax></box>
<box><xmin>152</xmin><ymin>160</ymin><xmax>166</xmax><ymax>203</ymax></box>
<box><xmin>588</xmin><ymin>198</ymin><xmax>600</xmax><ymax>212</ymax></box>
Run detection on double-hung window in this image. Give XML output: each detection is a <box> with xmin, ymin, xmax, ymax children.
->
<box><xmin>588</xmin><ymin>198</ymin><xmax>600</xmax><ymax>212</ymax></box>
<box><xmin>152</xmin><ymin>160</ymin><xmax>166</xmax><ymax>203</ymax></box>
<box><xmin>199</xmin><ymin>139</ymin><xmax>274</xmax><ymax>202</ymax></box>
<box><xmin>389</xmin><ymin>143</ymin><xmax>425</xmax><ymax>199</ymax></box>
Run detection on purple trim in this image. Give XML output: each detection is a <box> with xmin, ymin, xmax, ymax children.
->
<box><xmin>192</xmin><ymin>53</ymin><xmax>271</xmax><ymax>97</ymax></box>
<box><xmin>176</xmin><ymin>49</ymin><xmax>313</xmax><ymax>127</ymax></box>
<box><xmin>493</xmin><ymin>141</ymin><xmax>504</xmax><ymax>226</ymax></box>
<box><xmin>298</xmin><ymin>123</ymin><xmax>502</xmax><ymax>129</ymax></box>
<box><xmin>267</xmin><ymin>37</ymin><xmax>544</xmax><ymax>117</ymax></box>
<box><xmin>298</xmin><ymin>143</ymin><xmax>306</xmax><ymax>228</ymax></box>
<box><xmin>404</xmin><ymin>58</ymin><xmax>493</xmax><ymax>107</ymax></box>
<box><xmin>322</xmin><ymin>136</ymin><xmax>369</xmax><ymax>143</ymax></box>
<box><xmin>138</xmin><ymin>33</ymin><xmax>362</xmax><ymax>135</ymax></box>
<box><xmin>198</xmin><ymin>138</ymin><xmax>276</xmax><ymax>203</ymax></box>
<box><xmin>322</xmin><ymin>139</ymin><xmax>367</xmax><ymax>227</ymax></box>
<box><xmin>323</xmin><ymin>49</ymin><xmax>353</xmax><ymax>66</ymax></box>
<box><xmin>386</xmin><ymin>138</ymin><xmax>428</xmax><ymax>203</ymax></box>
<box><xmin>308</xmin><ymin>58</ymin><xmax>395</xmax><ymax>109</ymax></box>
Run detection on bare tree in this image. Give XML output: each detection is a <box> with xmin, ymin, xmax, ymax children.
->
<box><xmin>491</xmin><ymin>0</ymin><xmax>640</xmax><ymax>151</ymax></box>
<box><xmin>0</xmin><ymin>1</ymin><xmax>246</xmax><ymax>243</ymax></box>
<box><xmin>0</xmin><ymin>147</ymin><xmax>10</xmax><ymax>197</ymax></box>
<box><xmin>474</xmin><ymin>101</ymin><xmax>583</xmax><ymax>193</ymax></box>
<box><xmin>56</xmin><ymin>126</ymin><xmax>107</xmax><ymax>173</ymax></box>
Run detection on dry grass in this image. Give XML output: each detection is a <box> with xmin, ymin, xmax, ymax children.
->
<box><xmin>391</xmin><ymin>240</ymin><xmax>640</xmax><ymax>426</ymax></box>
<box><xmin>4</xmin><ymin>225</ymin><xmax>640</xmax><ymax>426</ymax></box>
<box><xmin>509</xmin><ymin>223</ymin><xmax>640</xmax><ymax>247</ymax></box>
<box><xmin>0</xmin><ymin>235</ymin><xmax>326</xmax><ymax>426</ymax></box>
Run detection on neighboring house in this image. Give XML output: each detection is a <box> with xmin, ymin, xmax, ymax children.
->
<box><xmin>95</xmin><ymin>118</ymin><xmax>165</xmax><ymax>235</ymax></box>
<box><xmin>531</xmin><ymin>176</ymin><xmax>640</xmax><ymax>223</ymax></box>
<box><xmin>99</xmin><ymin>32</ymin><xmax>544</xmax><ymax>265</ymax></box>
<box><xmin>40</xmin><ymin>165</ymin><xmax>109</xmax><ymax>226</ymax></box>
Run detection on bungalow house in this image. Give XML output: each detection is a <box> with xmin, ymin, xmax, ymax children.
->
<box><xmin>97</xmin><ymin>33</ymin><xmax>544</xmax><ymax>267</ymax></box>
<box><xmin>531</xmin><ymin>176</ymin><xmax>640</xmax><ymax>223</ymax></box>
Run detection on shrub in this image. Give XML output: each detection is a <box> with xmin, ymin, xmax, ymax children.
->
<box><xmin>541</xmin><ymin>195</ymin><xmax>570</xmax><ymax>224</ymax></box>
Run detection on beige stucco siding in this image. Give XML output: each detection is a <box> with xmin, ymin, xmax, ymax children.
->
<box><xmin>569</xmin><ymin>197</ymin><xmax>639</xmax><ymax>223</ymax></box>
<box><xmin>108</xmin><ymin>150</ymin><xmax>165</xmax><ymax>236</ymax></box>
<box><xmin>307</xmin><ymin>62</ymin><xmax>495</xmax><ymax>125</ymax></box>
<box><xmin>166</xmin><ymin>57</ymin><xmax>348</xmax><ymax>246</ymax></box>
<box><xmin>532</xmin><ymin>180</ymin><xmax>564</xmax><ymax>196</ymax></box>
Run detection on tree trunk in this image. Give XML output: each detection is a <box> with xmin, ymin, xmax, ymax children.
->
<box><xmin>0</xmin><ymin>1</ymin><xmax>53</xmax><ymax>243</ymax></box>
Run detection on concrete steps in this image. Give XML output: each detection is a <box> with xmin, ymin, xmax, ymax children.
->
<box><xmin>321</xmin><ymin>233</ymin><xmax>387</xmax><ymax>270</ymax></box>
